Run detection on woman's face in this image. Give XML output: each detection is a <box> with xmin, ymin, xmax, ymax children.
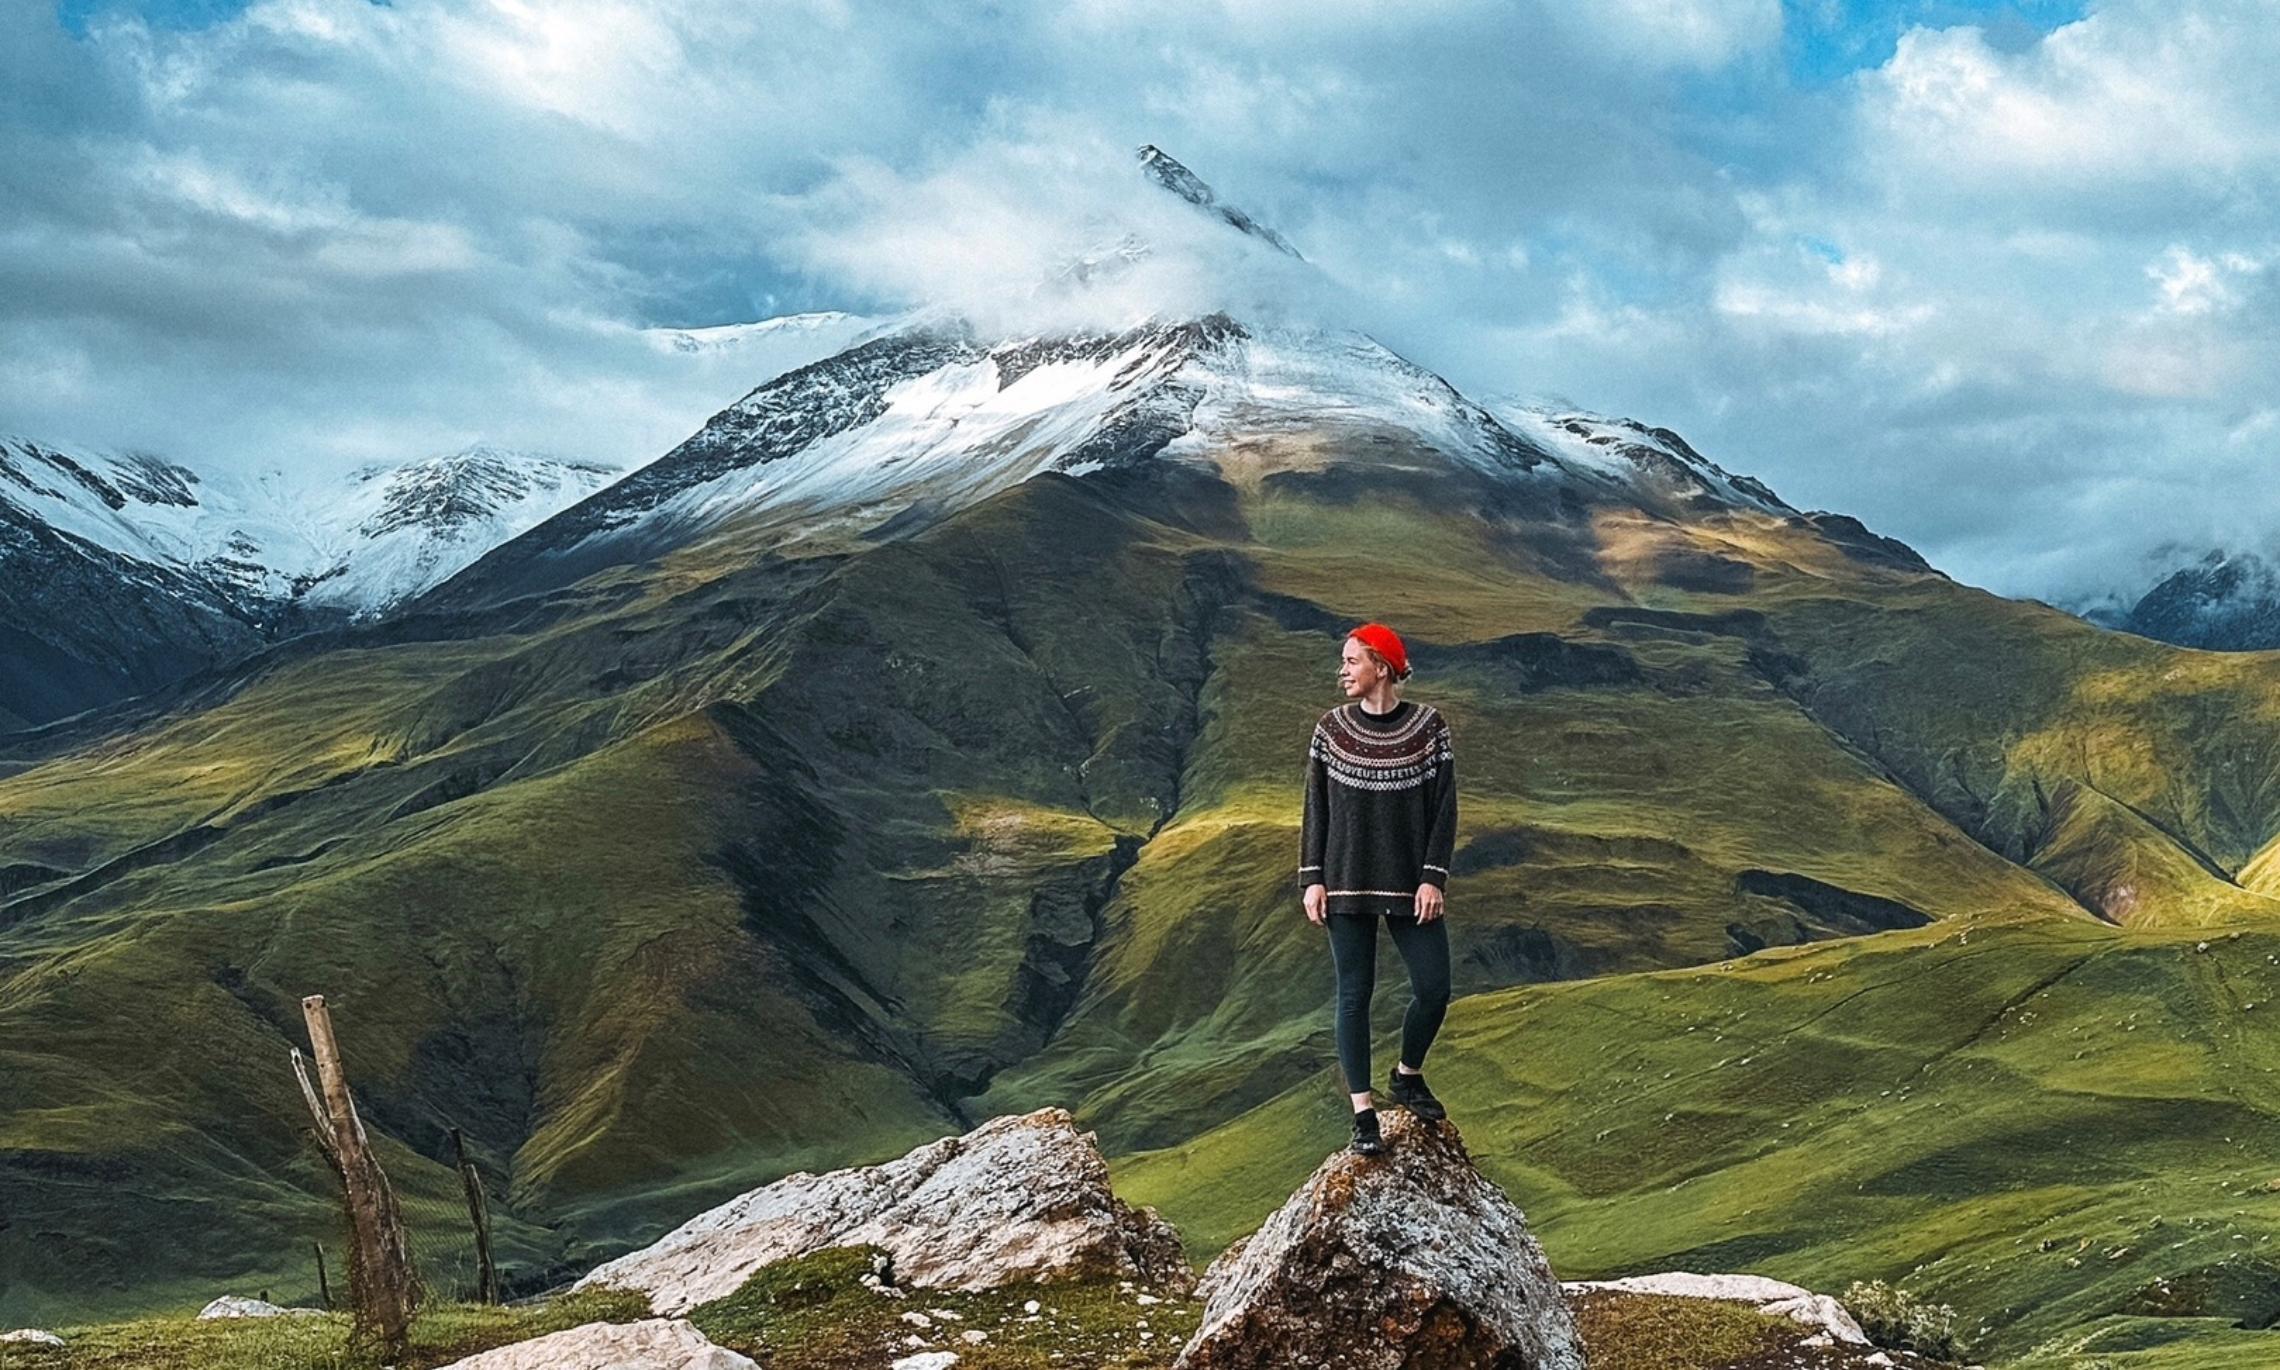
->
<box><xmin>1339</xmin><ymin>637</ymin><xmax>1385</xmax><ymax>697</ymax></box>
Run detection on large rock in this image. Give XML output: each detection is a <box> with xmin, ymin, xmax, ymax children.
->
<box><xmin>1560</xmin><ymin>1271</ymin><xmax>1870</xmax><ymax>1344</ymax></box>
<box><xmin>436</xmin><ymin>1318</ymin><xmax>756</xmax><ymax>1369</ymax></box>
<box><xmin>1174</xmin><ymin>1109</ymin><xmax>1584</xmax><ymax>1369</ymax></box>
<box><xmin>574</xmin><ymin>1106</ymin><xmax>1193</xmax><ymax>1314</ymax></box>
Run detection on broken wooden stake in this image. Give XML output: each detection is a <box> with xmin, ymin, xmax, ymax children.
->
<box><xmin>294</xmin><ymin>993</ymin><xmax>421</xmax><ymax>1354</ymax></box>
<box><xmin>449</xmin><ymin>1126</ymin><xmax>499</xmax><ymax>1304</ymax></box>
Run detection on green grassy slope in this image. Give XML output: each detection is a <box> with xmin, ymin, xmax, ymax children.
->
<box><xmin>1113</xmin><ymin>913</ymin><xmax>2280</xmax><ymax>1365</ymax></box>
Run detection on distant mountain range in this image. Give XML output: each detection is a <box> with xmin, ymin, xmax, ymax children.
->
<box><xmin>2073</xmin><ymin>548</ymin><xmax>2280</xmax><ymax>650</ymax></box>
<box><xmin>0</xmin><ymin>437</ymin><xmax>619</xmax><ymax>729</ymax></box>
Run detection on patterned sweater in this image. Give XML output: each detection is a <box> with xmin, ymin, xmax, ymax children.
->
<box><xmin>1299</xmin><ymin>698</ymin><xmax>1458</xmax><ymax>916</ymax></box>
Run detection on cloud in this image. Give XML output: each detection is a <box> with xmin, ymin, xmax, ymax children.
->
<box><xmin>1859</xmin><ymin>5</ymin><xmax>2280</xmax><ymax>199</ymax></box>
<box><xmin>1</xmin><ymin>0</ymin><xmax>1778</xmax><ymax>470</ymax></box>
<box><xmin>778</xmin><ymin>134</ymin><xmax>1332</xmax><ymax>339</ymax></box>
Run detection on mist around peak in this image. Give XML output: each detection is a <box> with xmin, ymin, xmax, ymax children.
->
<box><xmin>783</xmin><ymin>137</ymin><xmax>1350</xmax><ymax>343</ymax></box>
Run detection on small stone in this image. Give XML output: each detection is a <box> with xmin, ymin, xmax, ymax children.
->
<box><xmin>434</xmin><ymin>1319</ymin><xmax>755</xmax><ymax>1369</ymax></box>
<box><xmin>198</xmin><ymin>1296</ymin><xmax>306</xmax><ymax>1319</ymax></box>
<box><xmin>1</xmin><ymin>1330</ymin><xmax>66</xmax><ymax>1347</ymax></box>
<box><xmin>1558</xmin><ymin>1272</ymin><xmax>1868</xmax><ymax>1344</ymax></box>
<box><xmin>960</xmin><ymin>1328</ymin><xmax>987</xmax><ymax>1344</ymax></box>
<box><xmin>891</xmin><ymin>1353</ymin><xmax>961</xmax><ymax>1370</ymax></box>
<box><xmin>1024</xmin><ymin>1299</ymin><xmax>1041</xmax><ymax>1314</ymax></box>
<box><xmin>900</xmin><ymin>1311</ymin><xmax>933</xmax><ymax>1328</ymax></box>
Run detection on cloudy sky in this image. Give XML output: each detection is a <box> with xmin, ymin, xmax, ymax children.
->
<box><xmin>5</xmin><ymin>0</ymin><xmax>2276</xmax><ymax>604</ymax></box>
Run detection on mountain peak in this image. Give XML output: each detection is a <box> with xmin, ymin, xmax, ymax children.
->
<box><xmin>1496</xmin><ymin>405</ymin><xmax>1793</xmax><ymax>515</ymax></box>
<box><xmin>350</xmin><ymin>445</ymin><xmax>620</xmax><ymax>540</ymax></box>
<box><xmin>1136</xmin><ymin>144</ymin><xmax>1303</xmax><ymax>260</ymax></box>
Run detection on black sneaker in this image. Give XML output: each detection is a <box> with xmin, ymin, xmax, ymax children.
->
<box><xmin>1387</xmin><ymin>1068</ymin><xmax>1446</xmax><ymax>1120</ymax></box>
<box><xmin>1349</xmin><ymin>1107</ymin><xmax>1384</xmax><ymax>1155</ymax></box>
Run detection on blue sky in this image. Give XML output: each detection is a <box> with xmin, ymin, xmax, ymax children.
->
<box><xmin>6</xmin><ymin>0</ymin><xmax>2277</xmax><ymax>603</ymax></box>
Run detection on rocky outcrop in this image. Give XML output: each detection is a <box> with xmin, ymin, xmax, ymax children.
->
<box><xmin>1173</xmin><ymin>1109</ymin><xmax>1584</xmax><ymax>1369</ymax></box>
<box><xmin>1560</xmin><ymin>1271</ymin><xmax>1870</xmax><ymax>1344</ymax></box>
<box><xmin>573</xmin><ymin>1107</ymin><xmax>1193</xmax><ymax>1314</ymax></box>
<box><xmin>435</xmin><ymin>1318</ymin><xmax>756</xmax><ymax>1369</ymax></box>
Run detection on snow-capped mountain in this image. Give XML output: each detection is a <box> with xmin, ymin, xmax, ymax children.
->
<box><xmin>1497</xmin><ymin>407</ymin><xmax>1792</xmax><ymax>514</ymax></box>
<box><xmin>291</xmin><ymin>446</ymin><xmax>620</xmax><ymax>614</ymax></box>
<box><xmin>0</xmin><ymin>436</ymin><xmax>618</xmax><ymax>619</ymax></box>
<box><xmin>427</xmin><ymin>311</ymin><xmax>1873</xmax><ymax>611</ymax></box>
<box><xmin>428</xmin><ymin>148</ymin><xmax>1910</xmax><ymax>611</ymax></box>
<box><xmin>8</xmin><ymin>143</ymin><xmax>1926</xmax><ymax>727</ymax></box>
<box><xmin>0</xmin><ymin>436</ymin><xmax>620</xmax><ymax>728</ymax></box>
<box><xmin>643</xmin><ymin>311</ymin><xmax>871</xmax><ymax>356</ymax></box>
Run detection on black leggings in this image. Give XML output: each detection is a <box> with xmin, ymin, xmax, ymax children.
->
<box><xmin>1327</xmin><ymin>911</ymin><xmax>1451</xmax><ymax>1094</ymax></box>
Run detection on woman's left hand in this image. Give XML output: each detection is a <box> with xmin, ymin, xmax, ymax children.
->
<box><xmin>1414</xmin><ymin>882</ymin><xmax>1444</xmax><ymax>923</ymax></box>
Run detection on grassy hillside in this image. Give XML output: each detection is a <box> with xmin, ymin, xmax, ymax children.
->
<box><xmin>1114</xmin><ymin>912</ymin><xmax>2280</xmax><ymax>1365</ymax></box>
<box><xmin>9</xmin><ymin>425</ymin><xmax>2280</xmax><ymax>1358</ymax></box>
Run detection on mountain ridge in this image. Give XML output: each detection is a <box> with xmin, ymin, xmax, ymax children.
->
<box><xmin>0</xmin><ymin>435</ymin><xmax>622</xmax><ymax>728</ymax></box>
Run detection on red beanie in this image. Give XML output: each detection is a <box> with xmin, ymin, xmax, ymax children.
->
<box><xmin>1348</xmin><ymin>622</ymin><xmax>1410</xmax><ymax>680</ymax></box>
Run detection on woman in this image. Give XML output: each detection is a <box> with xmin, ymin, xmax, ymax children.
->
<box><xmin>1299</xmin><ymin>621</ymin><xmax>1457</xmax><ymax>1156</ymax></box>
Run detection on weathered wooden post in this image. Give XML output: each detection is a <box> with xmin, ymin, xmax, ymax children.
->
<box><xmin>293</xmin><ymin>993</ymin><xmax>421</xmax><ymax>1355</ymax></box>
<box><xmin>314</xmin><ymin>1242</ymin><xmax>332</xmax><ymax>1311</ymax></box>
<box><xmin>449</xmin><ymin>1126</ymin><xmax>499</xmax><ymax>1304</ymax></box>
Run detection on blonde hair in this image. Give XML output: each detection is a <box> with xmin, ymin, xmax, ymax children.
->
<box><xmin>1361</xmin><ymin>646</ymin><xmax>1410</xmax><ymax>684</ymax></box>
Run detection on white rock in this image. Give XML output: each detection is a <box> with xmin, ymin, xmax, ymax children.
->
<box><xmin>960</xmin><ymin>1327</ymin><xmax>988</xmax><ymax>1343</ymax></box>
<box><xmin>1</xmin><ymin>1329</ymin><xmax>65</xmax><ymax>1346</ymax></box>
<box><xmin>435</xmin><ymin>1317</ymin><xmax>756</xmax><ymax>1369</ymax></box>
<box><xmin>1024</xmin><ymin>1298</ymin><xmax>1041</xmax><ymax>1313</ymax></box>
<box><xmin>574</xmin><ymin>1107</ymin><xmax>1191</xmax><ymax>1315</ymax></box>
<box><xmin>900</xmin><ymin>1310</ymin><xmax>933</xmax><ymax>1328</ymax></box>
<box><xmin>891</xmin><ymin>1353</ymin><xmax>961</xmax><ymax>1370</ymax></box>
<box><xmin>1558</xmin><ymin>1270</ymin><xmax>1871</xmax><ymax>1344</ymax></box>
<box><xmin>195</xmin><ymin>1295</ymin><xmax>324</xmax><ymax>1319</ymax></box>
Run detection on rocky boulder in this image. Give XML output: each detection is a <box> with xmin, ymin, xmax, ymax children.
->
<box><xmin>574</xmin><ymin>1106</ymin><xmax>1192</xmax><ymax>1314</ymax></box>
<box><xmin>436</xmin><ymin>1318</ymin><xmax>756</xmax><ymax>1369</ymax></box>
<box><xmin>1173</xmin><ymin>1109</ymin><xmax>1584</xmax><ymax>1369</ymax></box>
